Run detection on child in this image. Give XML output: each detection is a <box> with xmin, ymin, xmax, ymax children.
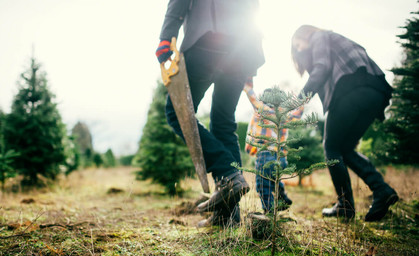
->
<box><xmin>243</xmin><ymin>78</ymin><xmax>303</xmax><ymax>214</ymax></box>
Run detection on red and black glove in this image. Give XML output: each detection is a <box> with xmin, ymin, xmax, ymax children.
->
<box><xmin>155</xmin><ymin>40</ymin><xmax>172</xmax><ymax>64</ymax></box>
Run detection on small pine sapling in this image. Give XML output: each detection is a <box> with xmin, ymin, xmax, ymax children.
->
<box><xmin>233</xmin><ymin>86</ymin><xmax>337</xmax><ymax>256</ymax></box>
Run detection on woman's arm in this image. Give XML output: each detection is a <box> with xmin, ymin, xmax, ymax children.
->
<box><xmin>302</xmin><ymin>31</ymin><xmax>332</xmax><ymax>96</ymax></box>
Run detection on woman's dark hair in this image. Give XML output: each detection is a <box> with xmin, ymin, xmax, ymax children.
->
<box><xmin>291</xmin><ymin>25</ymin><xmax>323</xmax><ymax>76</ymax></box>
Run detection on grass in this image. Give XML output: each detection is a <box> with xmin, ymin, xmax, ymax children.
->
<box><xmin>0</xmin><ymin>166</ymin><xmax>418</xmax><ymax>255</ymax></box>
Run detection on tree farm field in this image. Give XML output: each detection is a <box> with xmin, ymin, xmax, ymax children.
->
<box><xmin>0</xmin><ymin>166</ymin><xmax>418</xmax><ymax>255</ymax></box>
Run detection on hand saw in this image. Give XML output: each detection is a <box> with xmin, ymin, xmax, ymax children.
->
<box><xmin>160</xmin><ymin>37</ymin><xmax>210</xmax><ymax>194</ymax></box>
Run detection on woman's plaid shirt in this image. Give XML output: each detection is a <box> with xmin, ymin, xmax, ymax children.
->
<box><xmin>243</xmin><ymin>84</ymin><xmax>303</xmax><ymax>156</ymax></box>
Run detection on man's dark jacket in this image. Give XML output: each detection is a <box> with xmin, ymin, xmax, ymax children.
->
<box><xmin>159</xmin><ymin>0</ymin><xmax>265</xmax><ymax>76</ymax></box>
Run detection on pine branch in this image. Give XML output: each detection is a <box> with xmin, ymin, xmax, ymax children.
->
<box><xmin>245</xmin><ymin>139</ymin><xmax>272</xmax><ymax>150</ymax></box>
<box><xmin>257</xmin><ymin>113</ymin><xmax>279</xmax><ymax>126</ymax></box>
<box><xmin>274</xmin><ymin>165</ymin><xmax>297</xmax><ymax>176</ymax></box>
<box><xmin>258</xmin><ymin>144</ymin><xmax>271</xmax><ymax>152</ymax></box>
<box><xmin>249</xmin><ymin>135</ymin><xmax>277</xmax><ymax>144</ymax></box>
<box><xmin>285</xmin><ymin>137</ymin><xmax>303</xmax><ymax>145</ymax></box>
<box><xmin>263</xmin><ymin>160</ymin><xmax>281</xmax><ymax>171</ymax></box>
<box><xmin>301</xmin><ymin>160</ymin><xmax>338</xmax><ymax>176</ymax></box>
<box><xmin>258</xmin><ymin>123</ymin><xmax>277</xmax><ymax>130</ymax></box>
<box><xmin>232</xmin><ymin>162</ymin><xmax>275</xmax><ymax>182</ymax></box>
<box><xmin>303</xmin><ymin>112</ymin><xmax>319</xmax><ymax>125</ymax></box>
<box><xmin>277</xmin><ymin>150</ymin><xmax>287</xmax><ymax>158</ymax></box>
<box><xmin>286</xmin><ymin>146</ymin><xmax>303</xmax><ymax>155</ymax></box>
<box><xmin>282</xmin><ymin>120</ymin><xmax>310</xmax><ymax>129</ymax></box>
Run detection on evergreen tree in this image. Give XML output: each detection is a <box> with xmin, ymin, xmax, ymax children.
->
<box><xmin>287</xmin><ymin>126</ymin><xmax>324</xmax><ymax>185</ymax></box>
<box><xmin>119</xmin><ymin>154</ymin><xmax>134</xmax><ymax>166</ymax></box>
<box><xmin>4</xmin><ymin>57</ymin><xmax>67</xmax><ymax>186</ymax></box>
<box><xmin>103</xmin><ymin>148</ymin><xmax>116</xmax><ymax>168</ymax></box>
<box><xmin>71</xmin><ymin>121</ymin><xmax>94</xmax><ymax>167</ymax></box>
<box><xmin>385</xmin><ymin>9</ymin><xmax>419</xmax><ymax>165</ymax></box>
<box><xmin>233</xmin><ymin>86</ymin><xmax>335</xmax><ymax>256</ymax></box>
<box><xmin>236</xmin><ymin>121</ymin><xmax>249</xmax><ymax>152</ymax></box>
<box><xmin>358</xmin><ymin>120</ymin><xmax>389</xmax><ymax>166</ymax></box>
<box><xmin>63</xmin><ymin>135</ymin><xmax>81</xmax><ymax>175</ymax></box>
<box><xmin>93</xmin><ymin>153</ymin><xmax>104</xmax><ymax>168</ymax></box>
<box><xmin>0</xmin><ymin>110</ymin><xmax>19</xmax><ymax>191</ymax></box>
<box><xmin>133</xmin><ymin>81</ymin><xmax>194</xmax><ymax>195</ymax></box>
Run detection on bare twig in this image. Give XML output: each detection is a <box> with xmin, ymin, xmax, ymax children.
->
<box><xmin>39</xmin><ymin>221</ymin><xmax>88</xmax><ymax>230</ymax></box>
<box><xmin>0</xmin><ymin>211</ymin><xmax>44</xmax><ymax>239</ymax></box>
<box><xmin>0</xmin><ymin>232</ymin><xmax>32</xmax><ymax>239</ymax></box>
<box><xmin>279</xmin><ymin>174</ymin><xmax>300</xmax><ymax>180</ymax></box>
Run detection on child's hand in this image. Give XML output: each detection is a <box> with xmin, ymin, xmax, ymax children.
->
<box><xmin>245</xmin><ymin>77</ymin><xmax>254</xmax><ymax>88</ymax></box>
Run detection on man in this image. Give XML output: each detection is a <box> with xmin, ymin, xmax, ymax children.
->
<box><xmin>155</xmin><ymin>0</ymin><xmax>265</xmax><ymax>226</ymax></box>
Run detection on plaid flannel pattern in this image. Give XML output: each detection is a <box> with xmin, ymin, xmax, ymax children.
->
<box><xmin>243</xmin><ymin>84</ymin><xmax>303</xmax><ymax>156</ymax></box>
<box><xmin>304</xmin><ymin>30</ymin><xmax>385</xmax><ymax>112</ymax></box>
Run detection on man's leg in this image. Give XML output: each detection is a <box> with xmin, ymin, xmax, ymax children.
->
<box><xmin>165</xmin><ymin>43</ymin><xmax>240</xmax><ymax>177</ymax></box>
<box><xmin>199</xmin><ymin>72</ymin><xmax>247</xmax><ymax>224</ymax></box>
<box><xmin>210</xmin><ymin>72</ymin><xmax>246</xmax><ymax>167</ymax></box>
<box><xmin>165</xmin><ymin>39</ymin><xmax>249</xmax><ymax>214</ymax></box>
<box><xmin>166</xmin><ymin>96</ymin><xmax>238</xmax><ymax>176</ymax></box>
<box><xmin>197</xmin><ymin>71</ymin><xmax>250</xmax><ymax>212</ymax></box>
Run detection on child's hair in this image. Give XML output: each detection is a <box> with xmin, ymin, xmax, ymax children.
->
<box><xmin>291</xmin><ymin>25</ymin><xmax>324</xmax><ymax>76</ymax></box>
<box><xmin>263</xmin><ymin>88</ymin><xmax>272</xmax><ymax>94</ymax></box>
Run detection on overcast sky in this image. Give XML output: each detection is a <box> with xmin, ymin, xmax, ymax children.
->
<box><xmin>0</xmin><ymin>0</ymin><xmax>417</xmax><ymax>156</ymax></box>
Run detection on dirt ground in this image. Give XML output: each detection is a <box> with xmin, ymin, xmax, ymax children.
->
<box><xmin>0</xmin><ymin>166</ymin><xmax>418</xmax><ymax>255</ymax></box>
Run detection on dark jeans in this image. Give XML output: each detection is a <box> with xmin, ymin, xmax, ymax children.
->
<box><xmin>324</xmin><ymin>86</ymin><xmax>389</xmax><ymax>207</ymax></box>
<box><xmin>255</xmin><ymin>151</ymin><xmax>286</xmax><ymax>212</ymax></box>
<box><xmin>165</xmin><ymin>35</ymin><xmax>247</xmax><ymax>180</ymax></box>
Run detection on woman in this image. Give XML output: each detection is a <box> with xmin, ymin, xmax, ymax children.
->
<box><xmin>291</xmin><ymin>25</ymin><xmax>398</xmax><ymax>221</ymax></box>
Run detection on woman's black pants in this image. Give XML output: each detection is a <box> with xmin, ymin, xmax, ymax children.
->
<box><xmin>324</xmin><ymin>87</ymin><xmax>389</xmax><ymax>208</ymax></box>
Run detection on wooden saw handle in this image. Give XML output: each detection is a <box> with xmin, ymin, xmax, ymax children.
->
<box><xmin>160</xmin><ymin>37</ymin><xmax>180</xmax><ymax>86</ymax></box>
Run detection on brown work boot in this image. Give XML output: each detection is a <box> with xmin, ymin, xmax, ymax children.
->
<box><xmin>197</xmin><ymin>172</ymin><xmax>249</xmax><ymax>212</ymax></box>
